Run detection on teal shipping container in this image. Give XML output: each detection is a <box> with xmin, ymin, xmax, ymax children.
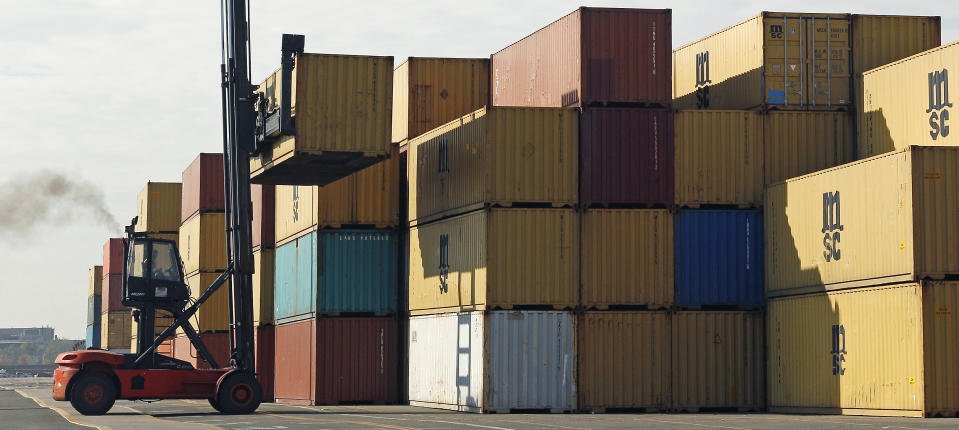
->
<box><xmin>274</xmin><ymin>229</ymin><xmax>398</xmax><ymax>323</ymax></box>
<box><xmin>86</xmin><ymin>324</ymin><xmax>100</xmax><ymax>349</ymax></box>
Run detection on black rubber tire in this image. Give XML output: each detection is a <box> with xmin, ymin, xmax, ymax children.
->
<box><xmin>208</xmin><ymin>397</ymin><xmax>225</xmax><ymax>413</ymax></box>
<box><xmin>215</xmin><ymin>372</ymin><xmax>261</xmax><ymax>414</ymax></box>
<box><xmin>69</xmin><ymin>372</ymin><xmax>116</xmax><ymax>416</ymax></box>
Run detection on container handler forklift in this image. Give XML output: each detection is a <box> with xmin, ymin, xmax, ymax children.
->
<box><xmin>52</xmin><ymin>0</ymin><xmax>326</xmax><ymax>415</ymax></box>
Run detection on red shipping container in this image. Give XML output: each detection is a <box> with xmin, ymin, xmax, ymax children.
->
<box><xmin>181</xmin><ymin>153</ymin><xmax>225</xmax><ymax>223</ymax></box>
<box><xmin>251</xmin><ymin>184</ymin><xmax>275</xmax><ymax>250</ymax></box>
<box><xmin>100</xmin><ymin>274</ymin><xmax>127</xmax><ymax>313</ymax></box>
<box><xmin>255</xmin><ymin>325</ymin><xmax>275</xmax><ymax>402</ymax></box>
<box><xmin>102</xmin><ymin>238</ymin><xmax>124</xmax><ymax>276</ymax></box>
<box><xmin>581</xmin><ymin>108</ymin><xmax>674</xmax><ymax>207</ymax></box>
<box><xmin>492</xmin><ymin>7</ymin><xmax>671</xmax><ymax>108</ymax></box>
<box><xmin>274</xmin><ymin>318</ymin><xmax>397</xmax><ymax>405</ymax></box>
<box><xmin>173</xmin><ymin>332</ymin><xmax>231</xmax><ymax>369</ymax></box>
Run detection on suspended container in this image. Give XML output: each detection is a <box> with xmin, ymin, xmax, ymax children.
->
<box><xmin>180</xmin><ymin>153</ymin><xmax>224</xmax><ymax>223</ymax></box>
<box><xmin>136</xmin><ymin>182</ymin><xmax>182</xmax><ymax>233</ymax></box>
<box><xmin>392</xmin><ymin>57</ymin><xmax>490</xmax><ymax>143</ymax></box>
<box><xmin>178</xmin><ymin>212</ymin><xmax>227</xmax><ymax>275</ymax></box>
<box><xmin>408</xmin><ymin>311</ymin><xmax>575</xmax><ymax>413</ymax></box>
<box><xmin>764</xmin><ymin>111</ymin><xmax>855</xmax><ymax>185</ymax></box>
<box><xmin>250</xmin><ymin>54</ymin><xmax>393</xmax><ymax>186</ymax></box>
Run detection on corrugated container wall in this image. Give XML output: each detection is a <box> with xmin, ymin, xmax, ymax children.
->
<box><xmin>136</xmin><ymin>182</ymin><xmax>182</xmax><ymax>233</ymax></box>
<box><xmin>102</xmin><ymin>238</ymin><xmax>124</xmax><ymax>276</ymax></box>
<box><xmin>101</xmin><ymin>311</ymin><xmax>132</xmax><ymax>351</ymax></box>
<box><xmin>101</xmin><ymin>274</ymin><xmax>125</xmax><ymax>313</ymax></box>
<box><xmin>315</xmin><ymin>146</ymin><xmax>399</xmax><ymax>228</ymax></box>
<box><xmin>408</xmin><ymin>107</ymin><xmax>578</xmax><ymax>225</ymax></box>
<box><xmin>179</xmin><ymin>213</ymin><xmax>227</xmax><ymax>275</ymax></box>
<box><xmin>88</xmin><ymin>266</ymin><xmax>102</xmax><ymax>296</ymax></box>
<box><xmin>131</xmin><ymin>309</ymin><xmax>174</xmax><ymax>338</ymax></box>
<box><xmin>768</xmin><ymin>282</ymin><xmax>959</xmax><ymax>417</ymax></box>
<box><xmin>250</xmin><ymin>54</ymin><xmax>393</xmax><ymax>186</ymax></box>
<box><xmin>85</xmin><ymin>324</ymin><xmax>100</xmax><ymax>349</ymax></box>
<box><xmin>255</xmin><ymin>325</ymin><xmax>275</xmax><ymax>402</ymax></box>
<box><xmin>577</xmin><ymin>311</ymin><xmax>671</xmax><ymax>412</ymax></box>
<box><xmin>672</xmin><ymin>311</ymin><xmax>765</xmax><ymax>411</ymax></box>
<box><xmin>408</xmin><ymin>311</ymin><xmax>575</xmax><ymax>413</ymax></box>
<box><xmin>182</xmin><ymin>272</ymin><xmax>231</xmax><ymax>333</ymax></box>
<box><xmin>581</xmin><ymin>108</ymin><xmax>674</xmax><ymax>207</ymax></box>
<box><xmin>765</xmin><ymin>146</ymin><xmax>959</xmax><ymax>297</ymax></box>
<box><xmin>173</xmin><ymin>332</ymin><xmax>231</xmax><ymax>369</ymax></box>
<box><xmin>180</xmin><ymin>153</ymin><xmax>224</xmax><ymax>223</ymax></box>
<box><xmin>764</xmin><ymin>111</ymin><xmax>855</xmax><ymax>185</ymax></box>
<box><xmin>392</xmin><ymin>57</ymin><xmax>491</xmax><ymax>143</ymax></box>
<box><xmin>87</xmin><ymin>295</ymin><xmax>101</xmax><ymax>327</ymax></box>
<box><xmin>408</xmin><ymin>208</ymin><xmax>579</xmax><ymax>315</ymax></box>
<box><xmin>251</xmin><ymin>184</ymin><xmax>275</xmax><ymax>249</ymax></box>
<box><xmin>673</xmin><ymin>12</ymin><xmax>851</xmax><ymax>110</ymax></box>
<box><xmin>580</xmin><ymin>210</ymin><xmax>674</xmax><ymax>309</ymax></box>
<box><xmin>252</xmin><ymin>248</ymin><xmax>275</xmax><ymax>326</ymax></box>
<box><xmin>492</xmin><ymin>7</ymin><xmax>671</xmax><ymax>107</ymax></box>
<box><xmin>675</xmin><ymin>210</ymin><xmax>764</xmax><ymax>308</ymax></box>
<box><xmin>859</xmin><ymin>41</ymin><xmax>958</xmax><ymax>159</ymax></box>
<box><xmin>674</xmin><ymin>110</ymin><xmax>763</xmax><ymax>207</ymax></box>
<box><xmin>274</xmin><ymin>318</ymin><xmax>398</xmax><ymax>405</ymax></box>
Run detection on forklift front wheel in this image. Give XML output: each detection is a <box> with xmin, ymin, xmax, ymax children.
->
<box><xmin>208</xmin><ymin>397</ymin><xmax>225</xmax><ymax>413</ymax></box>
<box><xmin>215</xmin><ymin>372</ymin><xmax>261</xmax><ymax>414</ymax></box>
<box><xmin>69</xmin><ymin>372</ymin><xmax>116</xmax><ymax>416</ymax></box>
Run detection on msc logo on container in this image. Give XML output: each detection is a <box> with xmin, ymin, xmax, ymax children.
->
<box><xmin>292</xmin><ymin>185</ymin><xmax>300</xmax><ymax>222</ymax></box>
<box><xmin>438</xmin><ymin>234</ymin><xmax>450</xmax><ymax>294</ymax></box>
<box><xmin>695</xmin><ymin>51</ymin><xmax>711</xmax><ymax>109</ymax></box>
<box><xmin>822</xmin><ymin>191</ymin><xmax>843</xmax><ymax>262</ymax></box>
<box><xmin>831</xmin><ymin>324</ymin><xmax>847</xmax><ymax>376</ymax></box>
<box><xmin>769</xmin><ymin>24</ymin><xmax>784</xmax><ymax>39</ymax></box>
<box><xmin>927</xmin><ymin>69</ymin><xmax>952</xmax><ymax>140</ymax></box>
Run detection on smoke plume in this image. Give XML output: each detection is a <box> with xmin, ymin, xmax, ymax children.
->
<box><xmin>0</xmin><ymin>170</ymin><xmax>121</xmax><ymax>239</ymax></box>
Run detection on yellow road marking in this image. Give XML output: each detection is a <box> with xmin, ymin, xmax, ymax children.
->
<box><xmin>637</xmin><ymin>417</ymin><xmax>754</xmax><ymax>430</ymax></box>
<box><xmin>14</xmin><ymin>389</ymin><xmax>109</xmax><ymax>430</ymax></box>
<box><xmin>496</xmin><ymin>418</ymin><xmax>590</xmax><ymax>430</ymax></box>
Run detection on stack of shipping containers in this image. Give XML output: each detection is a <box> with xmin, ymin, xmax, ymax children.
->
<box><xmin>251</xmin><ymin>184</ymin><xmax>276</xmax><ymax>401</ymax></box>
<box><xmin>101</xmin><ymin>237</ymin><xmax>131</xmax><ymax>351</ymax></box>
<box><xmin>766</xmin><ymin>40</ymin><xmax>957</xmax><ymax>417</ymax></box>
<box><xmin>86</xmin><ymin>266</ymin><xmax>102</xmax><ymax>349</ymax></box>
<box><xmin>268</xmin><ymin>53</ymin><xmax>401</xmax><ymax>406</ymax></box>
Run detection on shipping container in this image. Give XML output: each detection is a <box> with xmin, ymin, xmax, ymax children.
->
<box><xmin>274</xmin><ymin>229</ymin><xmax>397</xmax><ymax>323</ymax></box>
<box><xmin>252</xmin><ymin>184</ymin><xmax>275</xmax><ymax>249</ymax></box>
<box><xmin>765</xmin><ymin>146</ymin><xmax>959</xmax><ymax>296</ymax></box>
<box><xmin>409</xmin><ymin>208</ymin><xmax>579</xmax><ymax>315</ymax></box>
<box><xmin>768</xmin><ymin>281</ymin><xmax>959</xmax><ymax>417</ymax></box>
<box><xmin>88</xmin><ymin>266</ymin><xmax>102</xmax><ymax>296</ymax></box>
<box><xmin>673</xmin><ymin>12</ymin><xmax>851</xmax><ymax>110</ymax></box>
<box><xmin>101</xmin><ymin>310</ymin><xmax>132</xmax><ymax>351</ymax></box>
<box><xmin>675</xmin><ymin>210</ymin><xmax>764</xmax><ymax>308</ymax></box>
<box><xmin>136</xmin><ymin>182</ymin><xmax>182</xmax><ymax>233</ymax></box>
<box><xmin>674</xmin><ymin>110</ymin><xmax>763</xmax><ymax>207</ymax></box>
<box><xmin>179</xmin><ymin>212</ymin><xmax>227</xmax><ymax>275</ymax></box>
<box><xmin>255</xmin><ymin>325</ymin><xmax>275</xmax><ymax>402</ymax></box>
<box><xmin>408</xmin><ymin>107</ymin><xmax>578</xmax><ymax>224</ymax></box>
<box><xmin>860</xmin><ymin>42</ymin><xmax>958</xmax><ymax>159</ymax></box>
<box><xmin>180</xmin><ymin>153</ymin><xmax>224</xmax><ymax>223</ymax></box>
<box><xmin>173</xmin><ymin>332</ymin><xmax>231</xmax><ymax>369</ymax></box>
<box><xmin>409</xmin><ymin>311</ymin><xmax>575</xmax><ymax>413</ymax></box>
<box><xmin>130</xmin><ymin>337</ymin><xmax>173</xmax><ymax>357</ymax></box>
<box><xmin>274</xmin><ymin>185</ymin><xmax>314</xmax><ymax>243</ymax></box>
<box><xmin>179</xmin><ymin>272</ymin><xmax>231</xmax><ymax>334</ymax></box>
<box><xmin>492</xmin><ymin>7</ymin><xmax>671</xmax><ymax>107</ymax></box>
<box><xmin>764</xmin><ymin>110</ymin><xmax>855</xmax><ymax>185</ymax></box>
<box><xmin>581</xmin><ymin>108</ymin><xmax>674</xmax><ymax>207</ymax></box>
<box><xmin>102</xmin><ymin>238</ymin><xmax>124</xmax><ymax>276</ymax></box>
<box><xmin>581</xmin><ymin>210</ymin><xmax>673</xmax><ymax>309</ymax></box>
<box><xmin>131</xmin><ymin>309</ymin><xmax>175</xmax><ymax>338</ymax></box>
<box><xmin>577</xmin><ymin>311</ymin><xmax>670</xmax><ymax>412</ymax></box>
<box><xmin>101</xmin><ymin>274</ymin><xmax>127</xmax><ymax>313</ymax></box>
<box><xmin>250</xmin><ymin>54</ymin><xmax>393</xmax><ymax>186</ymax></box>
<box><xmin>393</xmin><ymin>57</ymin><xmax>491</xmax><ymax>143</ymax></box>
<box><xmin>274</xmin><ymin>317</ymin><xmax>397</xmax><ymax>405</ymax></box>
<box><xmin>85</xmin><ymin>324</ymin><xmax>100</xmax><ymax>349</ymax></box>
<box><xmin>87</xmin><ymin>295</ymin><xmax>101</xmax><ymax>327</ymax></box>
<box><xmin>672</xmin><ymin>311</ymin><xmax>765</xmax><ymax>411</ymax></box>
<box><xmin>252</xmin><ymin>248</ymin><xmax>275</xmax><ymax>326</ymax></box>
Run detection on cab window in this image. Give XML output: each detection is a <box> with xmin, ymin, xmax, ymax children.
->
<box><xmin>128</xmin><ymin>242</ymin><xmax>146</xmax><ymax>278</ymax></box>
<box><xmin>151</xmin><ymin>242</ymin><xmax>181</xmax><ymax>282</ymax></box>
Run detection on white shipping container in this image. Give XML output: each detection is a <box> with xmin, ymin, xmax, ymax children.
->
<box><xmin>408</xmin><ymin>311</ymin><xmax>575</xmax><ymax>413</ymax></box>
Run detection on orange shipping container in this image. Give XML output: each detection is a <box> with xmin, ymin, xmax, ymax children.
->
<box><xmin>392</xmin><ymin>57</ymin><xmax>490</xmax><ymax>143</ymax></box>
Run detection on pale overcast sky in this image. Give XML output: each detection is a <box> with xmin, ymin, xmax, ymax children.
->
<box><xmin>1</xmin><ymin>1</ymin><xmax>957</xmax><ymax>339</ymax></box>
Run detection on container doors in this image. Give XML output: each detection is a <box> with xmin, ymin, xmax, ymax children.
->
<box><xmin>764</xmin><ymin>14</ymin><xmax>850</xmax><ymax>108</ymax></box>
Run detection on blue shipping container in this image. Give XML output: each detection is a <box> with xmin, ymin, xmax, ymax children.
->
<box><xmin>274</xmin><ymin>229</ymin><xmax>398</xmax><ymax>323</ymax></box>
<box><xmin>674</xmin><ymin>210</ymin><xmax>764</xmax><ymax>308</ymax></box>
<box><xmin>86</xmin><ymin>324</ymin><xmax>101</xmax><ymax>349</ymax></box>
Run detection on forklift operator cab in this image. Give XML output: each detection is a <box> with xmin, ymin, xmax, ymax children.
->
<box><xmin>123</xmin><ymin>238</ymin><xmax>190</xmax><ymax>307</ymax></box>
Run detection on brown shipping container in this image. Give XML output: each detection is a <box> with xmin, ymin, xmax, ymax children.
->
<box><xmin>252</xmin><ymin>248</ymin><xmax>275</xmax><ymax>326</ymax></box>
<box><xmin>250</xmin><ymin>54</ymin><xmax>393</xmax><ymax>186</ymax></box>
<box><xmin>179</xmin><ymin>212</ymin><xmax>227</xmax><ymax>275</ymax></box>
<box><xmin>136</xmin><ymin>182</ymin><xmax>182</xmax><ymax>233</ymax></box>
<box><xmin>181</xmin><ymin>153</ymin><xmax>224</xmax><ymax>223</ymax></box>
<box><xmin>581</xmin><ymin>210</ymin><xmax>673</xmax><ymax>309</ymax></box>
<box><xmin>101</xmin><ymin>311</ymin><xmax>132</xmax><ymax>351</ymax></box>
<box><xmin>255</xmin><ymin>325</ymin><xmax>275</xmax><ymax>402</ymax></box>
<box><xmin>392</xmin><ymin>57</ymin><xmax>491</xmax><ymax>143</ymax></box>
<box><xmin>764</xmin><ymin>111</ymin><xmax>855</xmax><ymax>185</ymax></box>
<box><xmin>102</xmin><ymin>238</ymin><xmax>124</xmax><ymax>276</ymax></box>
<box><xmin>88</xmin><ymin>266</ymin><xmax>102</xmax><ymax>296</ymax></box>
<box><xmin>101</xmin><ymin>274</ymin><xmax>127</xmax><ymax>313</ymax></box>
<box><xmin>577</xmin><ymin>311</ymin><xmax>671</xmax><ymax>412</ymax></box>
<box><xmin>252</xmin><ymin>184</ymin><xmax>275</xmax><ymax>249</ymax></box>
<box><xmin>672</xmin><ymin>311</ymin><xmax>765</xmax><ymax>412</ymax></box>
<box><xmin>581</xmin><ymin>108</ymin><xmax>674</xmax><ymax>207</ymax></box>
<box><xmin>131</xmin><ymin>337</ymin><xmax>173</xmax><ymax>357</ymax></box>
<box><xmin>492</xmin><ymin>7</ymin><xmax>671</xmax><ymax>107</ymax></box>
<box><xmin>173</xmin><ymin>333</ymin><xmax>231</xmax><ymax>369</ymax></box>
<box><xmin>274</xmin><ymin>318</ymin><xmax>398</xmax><ymax>405</ymax></box>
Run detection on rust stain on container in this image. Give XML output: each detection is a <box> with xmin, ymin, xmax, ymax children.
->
<box><xmin>393</xmin><ymin>57</ymin><xmax>490</xmax><ymax>143</ymax></box>
<box><xmin>492</xmin><ymin>7</ymin><xmax>671</xmax><ymax>107</ymax></box>
<box><xmin>180</xmin><ymin>153</ymin><xmax>224</xmax><ymax>223</ymax></box>
<box><xmin>764</xmin><ymin>111</ymin><xmax>854</xmax><ymax>185</ymax></box>
<box><xmin>252</xmin><ymin>184</ymin><xmax>275</xmax><ymax>249</ymax></box>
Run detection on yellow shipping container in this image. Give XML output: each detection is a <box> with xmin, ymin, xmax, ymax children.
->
<box><xmin>179</xmin><ymin>271</ymin><xmax>231</xmax><ymax>334</ymax></box>
<box><xmin>179</xmin><ymin>212</ymin><xmax>226</xmax><ymax>275</ymax></box>
<box><xmin>408</xmin><ymin>107</ymin><xmax>578</xmax><ymax>226</ymax></box>
<box><xmin>408</xmin><ymin>208</ymin><xmax>578</xmax><ymax>315</ymax></box>
<box><xmin>130</xmin><ymin>309</ymin><xmax>175</xmax><ymax>338</ymax></box>
<box><xmin>674</xmin><ymin>110</ymin><xmax>763</xmax><ymax>206</ymax></box>
<box><xmin>764</xmin><ymin>111</ymin><xmax>854</xmax><ymax>185</ymax></box>
<box><xmin>860</xmin><ymin>41</ymin><xmax>958</xmax><ymax>159</ymax></box>
<box><xmin>252</xmin><ymin>248</ymin><xmax>275</xmax><ymax>326</ymax></box>
<box><xmin>673</xmin><ymin>12</ymin><xmax>851</xmax><ymax>111</ymax></box>
<box><xmin>672</xmin><ymin>311</ymin><xmax>765</xmax><ymax>412</ymax></box>
<box><xmin>250</xmin><ymin>54</ymin><xmax>393</xmax><ymax>186</ymax></box>
<box><xmin>88</xmin><ymin>266</ymin><xmax>102</xmax><ymax>296</ymax></box>
<box><xmin>101</xmin><ymin>310</ymin><xmax>132</xmax><ymax>351</ymax></box>
<box><xmin>581</xmin><ymin>210</ymin><xmax>673</xmax><ymax>309</ymax></box>
<box><xmin>766</xmin><ymin>146</ymin><xmax>959</xmax><ymax>297</ymax></box>
<box><xmin>274</xmin><ymin>184</ymin><xmax>314</xmax><ymax>243</ymax></box>
<box><xmin>768</xmin><ymin>282</ymin><xmax>959</xmax><ymax>417</ymax></box>
<box><xmin>136</xmin><ymin>182</ymin><xmax>182</xmax><ymax>233</ymax></box>
<box><xmin>392</xmin><ymin>57</ymin><xmax>490</xmax><ymax>143</ymax></box>
<box><xmin>577</xmin><ymin>311</ymin><xmax>671</xmax><ymax>412</ymax></box>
